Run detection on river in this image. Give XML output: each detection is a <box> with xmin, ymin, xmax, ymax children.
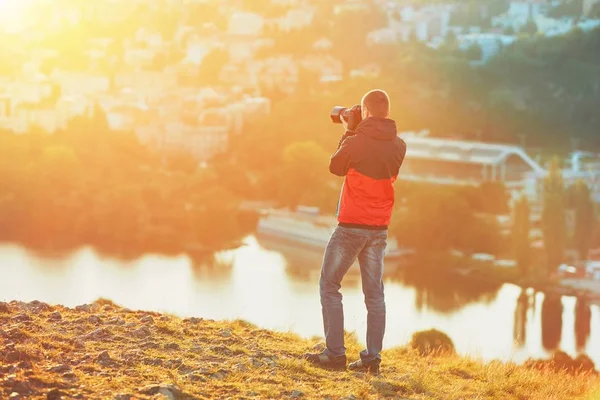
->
<box><xmin>1</xmin><ymin>236</ymin><xmax>598</xmax><ymax>366</ymax></box>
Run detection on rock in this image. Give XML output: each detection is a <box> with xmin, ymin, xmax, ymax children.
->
<box><xmin>410</xmin><ymin>329</ymin><xmax>455</xmax><ymax>357</ymax></box>
<box><xmin>49</xmin><ymin>364</ymin><xmax>71</xmax><ymax>373</ymax></box>
<box><xmin>88</xmin><ymin>315</ymin><xmax>102</xmax><ymax>324</ymax></box>
<box><xmin>526</xmin><ymin>351</ymin><xmax>597</xmax><ymax>375</ymax></box>
<box><xmin>131</xmin><ymin>327</ymin><xmax>151</xmax><ymax>339</ymax></box>
<box><xmin>141</xmin><ymin>341</ymin><xmax>159</xmax><ymax>349</ymax></box>
<box><xmin>341</xmin><ymin>396</ymin><xmax>358</xmax><ymax>400</ymax></box>
<box><xmin>164</xmin><ymin>359</ymin><xmax>183</xmax><ymax>369</ymax></box>
<box><xmin>235</xmin><ymin>363</ymin><xmax>249</xmax><ymax>373</ymax></box>
<box><xmin>75</xmin><ymin>304</ymin><xmax>92</xmax><ymax>313</ymax></box>
<box><xmin>62</xmin><ymin>372</ymin><xmax>77</xmax><ymax>380</ymax></box>
<box><xmin>211</xmin><ymin>345</ymin><xmax>232</xmax><ymax>355</ymax></box>
<box><xmin>187</xmin><ymin>374</ymin><xmax>207</xmax><ymax>383</ymax></box>
<box><xmin>48</xmin><ymin>312</ymin><xmax>62</xmax><ymax>321</ymax></box>
<box><xmin>4</xmin><ymin>328</ymin><xmax>28</xmax><ymax>341</ymax></box>
<box><xmin>83</xmin><ymin>328</ymin><xmax>109</xmax><ymax>341</ymax></box>
<box><xmin>140</xmin><ymin>315</ymin><xmax>155</xmax><ymax>324</ymax></box>
<box><xmin>114</xmin><ymin>394</ymin><xmax>133</xmax><ymax>400</ymax></box>
<box><xmin>10</xmin><ymin>381</ymin><xmax>33</xmax><ymax>395</ymax></box>
<box><xmin>210</xmin><ymin>371</ymin><xmax>227</xmax><ymax>381</ymax></box>
<box><xmin>0</xmin><ymin>302</ymin><xmax>10</xmax><ymax>313</ymax></box>
<box><xmin>371</xmin><ymin>380</ymin><xmax>397</xmax><ymax>394</ymax></box>
<box><xmin>177</xmin><ymin>365</ymin><xmax>194</xmax><ymax>375</ymax></box>
<box><xmin>164</xmin><ymin>343</ymin><xmax>180</xmax><ymax>351</ymax></box>
<box><xmin>139</xmin><ymin>384</ymin><xmax>183</xmax><ymax>399</ymax></box>
<box><xmin>142</xmin><ymin>357</ymin><xmax>163</xmax><ymax>367</ymax></box>
<box><xmin>12</xmin><ymin>314</ymin><xmax>32</xmax><ymax>323</ymax></box>
<box><xmin>291</xmin><ymin>390</ymin><xmax>304</xmax><ymax>398</ymax></box>
<box><xmin>97</xmin><ymin>351</ymin><xmax>112</xmax><ymax>365</ymax></box>
<box><xmin>183</xmin><ymin>317</ymin><xmax>203</xmax><ymax>324</ymax></box>
<box><xmin>108</xmin><ymin>317</ymin><xmax>125</xmax><ymax>325</ymax></box>
<box><xmin>159</xmin><ymin>315</ymin><xmax>171</xmax><ymax>322</ymax></box>
<box><xmin>262</xmin><ymin>357</ymin><xmax>277</xmax><ymax>367</ymax></box>
<box><xmin>16</xmin><ymin>360</ymin><xmax>33</xmax><ymax>370</ymax></box>
<box><xmin>28</xmin><ymin>301</ymin><xmax>52</xmax><ymax>314</ymax></box>
<box><xmin>124</xmin><ymin>322</ymin><xmax>137</xmax><ymax>329</ymax></box>
<box><xmin>3</xmin><ymin>349</ymin><xmax>36</xmax><ymax>363</ymax></box>
<box><xmin>251</xmin><ymin>358</ymin><xmax>265</xmax><ymax>368</ymax></box>
<box><xmin>47</xmin><ymin>388</ymin><xmax>66</xmax><ymax>400</ymax></box>
<box><xmin>220</xmin><ymin>329</ymin><xmax>232</xmax><ymax>338</ymax></box>
<box><xmin>9</xmin><ymin>393</ymin><xmax>22</xmax><ymax>399</ymax></box>
<box><xmin>575</xmin><ymin>354</ymin><xmax>596</xmax><ymax>373</ymax></box>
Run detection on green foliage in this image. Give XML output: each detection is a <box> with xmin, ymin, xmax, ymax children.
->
<box><xmin>512</xmin><ymin>195</ymin><xmax>531</xmax><ymax>276</ymax></box>
<box><xmin>542</xmin><ymin>158</ymin><xmax>567</xmax><ymax>275</ymax></box>
<box><xmin>573</xmin><ymin>180</ymin><xmax>596</xmax><ymax>260</ymax></box>
<box><xmin>278</xmin><ymin>141</ymin><xmax>332</xmax><ymax>209</ymax></box>
<box><xmin>392</xmin><ymin>183</ymin><xmax>505</xmax><ymax>255</ymax></box>
<box><xmin>520</xmin><ymin>19</ymin><xmax>538</xmax><ymax>36</ymax></box>
<box><xmin>0</xmin><ymin>120</ymin><xmax>243</xmax><ymax>255</ymax></box>
<box><xmin>465</xmin><ymin>43</ymin><xmax>483</xmax><ymax>61</ymax></box>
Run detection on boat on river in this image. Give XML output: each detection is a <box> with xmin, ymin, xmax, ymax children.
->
<box><xmin>256</xmin><ymin>207</ymin><xmax>413</xmax><ymax>260</ymax></box>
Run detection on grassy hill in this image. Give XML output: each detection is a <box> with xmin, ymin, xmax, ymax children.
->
<box><xmin>0</xmin><ymin>299</ymin><xmax>598</xmax><ymax>399</ymax></box>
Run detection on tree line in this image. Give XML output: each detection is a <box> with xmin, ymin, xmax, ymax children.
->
<box><xmin>512</xmin><ymin>160</ymin><xmax>598</xmax><ymax>280</ymax></box>
<box><xmin>0</xmin><ymin>111</ymin><xmax>246</xmax><ymax>257</ymax></box>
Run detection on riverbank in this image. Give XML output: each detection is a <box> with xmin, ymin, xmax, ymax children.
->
<box><xmin>450</xmin><ymin>264</ymin><xmax>600</xmax><ymax>303</ymax></box>
<box><xmin>1</xmin><ymin>300</ymin><xmax>598</xmax><ymax>399</ymax></box>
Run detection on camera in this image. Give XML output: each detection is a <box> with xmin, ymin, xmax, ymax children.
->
<box><xmin>330</xmin><ymin>105</ymin><xmax>362</xmax><ymax>125</ymax></box>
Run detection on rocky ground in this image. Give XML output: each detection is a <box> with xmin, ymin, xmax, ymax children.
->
<box><xmin>0</xmin><ymin>299</ymin><xmax>598</xmax><ymax>400</ymax></box>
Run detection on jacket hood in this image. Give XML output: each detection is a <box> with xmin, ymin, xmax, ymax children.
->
<box><xmin>355</xmin><ymin>117</ymin><xmax>397</xmax><ymax>140</ymax></box>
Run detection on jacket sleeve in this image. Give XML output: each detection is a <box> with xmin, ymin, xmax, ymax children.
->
<box><xmin>394</xmin><ymin>139</ymin><xmax>407</xmax><ymax>178</ymax></box>
<box><xmin>329</xmin><ymin>133</ymin><xmax>355</xmax><ymax>177</ymax></box>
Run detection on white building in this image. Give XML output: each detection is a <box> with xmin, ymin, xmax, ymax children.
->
<box><xmin>457</xmin><ymin>33</ymin><xmax>517</xmax><ymax>63</ymax></box>
<box><xmin>277</xmin><ymin>7</ymin><xmax>315</xmax><ymax>31</ymax></box>
<box><xmin>51</xmin><ymin>71</ymin><xmax>111</xmax><ymax>96</ymax></box>
<box><xmin>228</xmin><ymin>12</ymin><xmax>264</xmax><ymax>36</ymax></box>
<box><xmin>399</xmin><ymin>132</ymin><xmax>546</xmax><ymax>201</ymax></box>
<box><xmin>584</xmin><ymin>0</ymin><xmax>600</xmax><ymax>16</ymax></box>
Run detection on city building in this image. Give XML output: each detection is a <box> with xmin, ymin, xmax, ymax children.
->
<box><xmin>399</xmin><ymin>132</ymin><xmax>546</xmax><ymax>200</ymax></box>
<box><xmin>457</xmin><ymin>33</ymin><xmax>517</xmax><ymax>63</ymax></box>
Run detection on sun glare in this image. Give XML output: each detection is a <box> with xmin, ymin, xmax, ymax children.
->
<box><xmin>0</xmin><ymin>0</ymin><xmax>34</xmax><ymax>19</ymax></box>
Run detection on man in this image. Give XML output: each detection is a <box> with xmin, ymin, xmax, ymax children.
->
<box><xmin>304</xmin><ymin>89</ymin><xmax>406</xmax><ymax>374</ymax></box>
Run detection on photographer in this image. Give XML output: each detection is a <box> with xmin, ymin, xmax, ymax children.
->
<box><xmin>304</xmin><ymin>89</ymin><xmax>406</xmax><ymax>374</ymax></box>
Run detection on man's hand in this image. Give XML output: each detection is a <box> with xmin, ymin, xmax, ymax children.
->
<box><xmin>344</xmin><ymin>105</ymin><xmax>362</xmax><ymax>132</ymax></box>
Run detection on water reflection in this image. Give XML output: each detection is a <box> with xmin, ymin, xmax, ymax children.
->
<box><xmin>0</xmin><ymin>237</ymin><xmax>598</xmax><ymax>366</ymax></box>
<box><xmin>541</xmin><ymin>294</ymin><xmax>564</xmax><ymax>351</ymax></box>
<box><xmin>575</xmin><ymin>299</ymin><xmax>592</xmax><ymax>351</ymax></box>
<box><xmin>398</xmin><ymin>267</ymin><xmax>502</xmax><ymax>314</ymax></box>
<box><xmin>513</xmin><ymin>290</ymin><xmax>528</xmax><ymax>347</ymax></box>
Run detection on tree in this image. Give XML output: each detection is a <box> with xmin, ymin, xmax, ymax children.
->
<box><xmin>521</xmin><ymin>19</ymin><xmax>538</xmax><ymax>36</ymax></box>
<box><xmin>573</xmin><ymin>180</ymin><xmax>595</xmax><ymax>261</ymax></box>
<box><xmin>465</xmin><ymin>43</ymin><xmax>483</xmax><ymax>61</ymax></box>
<box><xmin>542</xmin><ymin>158</ymin><xmax>567</xmax><ymax>276</ymax></box>
<box><xmin>393</xmin><ymin>184</ymin><xmax>502</xmax><ymax>256</ymax></box>
<box><xmin>513</xmin><ymin>195</ymin><xmax>531</xmax><ymax>277</ymax></box>
<box><xmin>541</xmin><ymin>294</ymin><xmax>563</xmax><ymax>351</ymax></box>
<box><xmin>278</xmin><ymin>141</ymin><xmax>330</xmax><ymax>209</ymax></box>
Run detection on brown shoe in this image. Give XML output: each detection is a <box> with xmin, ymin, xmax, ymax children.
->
<box><xmin>304</xmin><ymin>352</ymin><xmax>347</xmax><ymax>371</ymax></box>
<box><xmin>348</xmin><ymin>358</ymin><xmax>380</xmax><ymax>375</ymax></box>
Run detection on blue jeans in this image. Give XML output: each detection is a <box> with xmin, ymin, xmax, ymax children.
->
<box><xmin>319</xmin><ymin>225</ymin><xmax>387</xmax><ymax>363</ymax></box>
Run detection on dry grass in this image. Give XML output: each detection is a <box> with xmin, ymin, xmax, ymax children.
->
<box><xmin>0</xmin><ymin>299</ymin><xmax>598</xmax><ymax>400</ymax></box>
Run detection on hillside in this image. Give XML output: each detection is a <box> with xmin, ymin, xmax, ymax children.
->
<box><xmin>0</xmin><ymin>300</ymin><xmax>598</xmax><ymax>400</ymax></box>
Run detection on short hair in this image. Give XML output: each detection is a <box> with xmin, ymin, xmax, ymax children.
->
<box><xmin>362</xmin><ymin>89</ymin><xmax>390</xmax><ymax>118</ymax></box>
